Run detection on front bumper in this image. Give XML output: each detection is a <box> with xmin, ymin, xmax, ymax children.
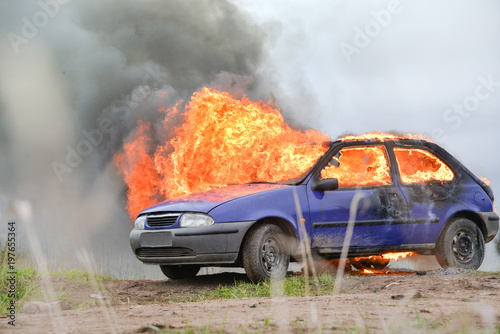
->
<box><xmin>130</xmin><ymin>221</ymin><xmax>255</xmax><ymax>265</ymax></box>
<box><xmin>478</xmin><ymin>211</ymin><xmax>499</xmax><ymax>243</ymax></box>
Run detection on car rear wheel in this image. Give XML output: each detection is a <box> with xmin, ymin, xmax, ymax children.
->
<box><xmin>159</xmin><ymin>264</ymin><xmax>201</xmax><ymax>279</ymax></box>
<box><xmin>242</xmin><ymin>224</ymin><xmax>290</xmax><ymax>283</ymax></box>
<box><xmin>435</xmin><ymin>218</ymin><xmax>485</xmax><ymax>269</ymax></box>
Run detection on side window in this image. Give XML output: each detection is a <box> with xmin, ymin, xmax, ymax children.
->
<box><xmin>321</xmin><ymin>146</ymin><xmax>392</xmax><ymax>188</ymax></box>
<box><xmin>393</xmin><ymin>147</ymin><xmax>454</xmax><ymax>184</ymax></box>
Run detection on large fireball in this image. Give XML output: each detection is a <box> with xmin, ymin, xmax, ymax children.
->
<box><xmin>115</xmin><ymin>88</ymin><xmax>456</xmax><ymax>220</ymax></box>
<box><xmin>115</xmin><ymin>88</ymin><xmax>329</xmax><ymax>218</ymax></box>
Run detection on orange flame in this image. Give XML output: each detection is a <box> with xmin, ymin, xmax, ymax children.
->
<box><xmin>115</xmin><ymin>90</ymin><xmax>452</xmax><ymax>221</ymax></box>
<box><xmin>321</xmin><ymin>146</ymin><xmax>391</xmax><ymax>188</ymax></box>
<box><xmin>380</xmin><ymin>251</ymin><xmax>414</xmax><ymax>261</ymax></box>
<box><xmin>480</xmin><ymin>177</ymin><xmax>492</xmax><ymax>186</ymax></box>
<box><xmin>331</xmin><ymin>133</ymin><xmax>450</xmax><ymax>188</ymax></box>
<box><xmin>352</xmin><ymin>252</ymin><xmax>416</xmax><ymax>264</ymax></box>
<box><xmin>341</xmin><ymin>132</ymin><xmax>431</xmax><ymax>142</ymax></box>
<box><xmin>114</xmin><ymin>121</ymin><xmax>160</xmax><ymax>218</ymax></box>
<box><xmin>394</xmin><ymin>148</ymin><xmax>453</xmax><ymax>184</ymax></box>
<box><xmin>115</xmin><ymin>88</ymin><xmax>329</xmax><ymax>218</ymax></box>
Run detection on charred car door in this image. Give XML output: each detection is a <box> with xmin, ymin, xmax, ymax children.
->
<box><xmin>306</xmin><ymin>143</ymin><xmax>409</xmax><ymax>255</ymax></box>
<box><xmin>389</xmin><ymin>144</ymin><xmax>456</xmax><ymax>247</ymax></box>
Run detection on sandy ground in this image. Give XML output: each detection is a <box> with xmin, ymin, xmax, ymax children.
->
<box><xmin>1</xmin><ymin>269</ymin><xmax>500</xmax><ymax>333</ymax></box>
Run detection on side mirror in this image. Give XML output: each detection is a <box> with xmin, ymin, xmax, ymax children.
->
<box><xmin>311</xmin><ymin>178</ymin><xmax>339</xmax><ymax>192</ymax></box>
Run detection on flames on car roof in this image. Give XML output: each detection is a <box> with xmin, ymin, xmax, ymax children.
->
<box><xmin>340</xmin><ymin>132</ymin><xmax>432</xmax><ymax>142</ymax></box>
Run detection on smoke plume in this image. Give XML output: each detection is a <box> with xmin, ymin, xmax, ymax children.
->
<box><xmin>0</xmin><ymin>0</ymin><xmax>270</xmax><ymax>278</ymax></box>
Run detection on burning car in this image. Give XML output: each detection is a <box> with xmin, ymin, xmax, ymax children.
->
<box><xmin>130</xmin><ymin>136</ymin><xmax>498</xmax><ymax>282</ymax></box>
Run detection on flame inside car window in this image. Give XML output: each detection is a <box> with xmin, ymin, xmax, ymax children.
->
<box><xmin>321</xmin><ymin>146</ymin><xmax>392</xmax><ymax>188</ymax></box>
<box><xmin>394</xmin><ymin>147</ymin><xmax>454</xmax><ymax>184</ymax></box>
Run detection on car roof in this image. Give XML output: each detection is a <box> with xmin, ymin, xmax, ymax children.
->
<box><xmin>336</xmin><ymin>138</ymin><xmax>430</xmax><ymax>145</ymax></box>
<box><xmin>330</xmin><ymin>138</ymin><xmax>438</xmax><ymax>149</ymax></box>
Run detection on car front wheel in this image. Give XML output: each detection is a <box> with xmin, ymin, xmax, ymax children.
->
<box><xmin>242</xmin><ymin>224</ymin><xmax>290</xmax><ymax>283</ymax></box>
<box><xmin>435</xmin><ymin>218</ymin><xmax>485</xmax><ymax>269</ymax></box>
<box><xmin>159</xmin><ymin>264</ymin><xmax>201</xmax><ymax>279</ymax></box>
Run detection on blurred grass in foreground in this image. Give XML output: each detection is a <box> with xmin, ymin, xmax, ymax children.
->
<box><xmin>0</xmin><ymin>240</ymin><xmax>39</xmax><ymax>313</ymax></box>
<box><xmin>200</xmin><ymin>273</ymin><xmax>336</xmax><ymax>300</ymax></box>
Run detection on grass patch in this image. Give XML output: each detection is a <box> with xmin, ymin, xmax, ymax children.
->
<box><xmin>50</xmin><ymin>269</ymin><xmax>114</xmax><ymax>285</ymax></box>
<box><xmin>0</xmin><ymin>240</ymin><xmax>39</xmax><ymax>314</ymax></box>
<box><xmin>200</xmin><ymin>273</ymin><xmax>336</xmax><ymax>300</ymax></box>
<box><xmin>0</xmin><ymin>237</ymin><xmax>117</xmax><ymax>313</ymax></box>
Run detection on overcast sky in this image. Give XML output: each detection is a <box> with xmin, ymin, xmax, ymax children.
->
<box><xmin>240</xmin><ymin>0</ymin><xmax>500</xmax><ymax>166</ymax></box>
<box><xmin>0</xmin><ymin>0</ymin><xmax>498</xmax><ymax>275</ymax></box>
<box><xmin>241</xmin><ymin>0</ymin><xmax>500</xmax><ymax>269</ymax></box>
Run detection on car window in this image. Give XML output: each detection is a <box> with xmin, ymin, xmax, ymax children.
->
<box><xmin>320</xmin><ymin>145</ymin><xmax>392</xmax><ymax>188</ymax></box>
<box><xmin>393</xmin><ymin>147</ymin><xmax>454</xmax><ymax>184</ymax></box>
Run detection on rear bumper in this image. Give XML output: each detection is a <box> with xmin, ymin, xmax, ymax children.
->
<box><xmin>130</xmin><ymin>221</ymin><xmax>255</xmax><ymax>265</ymax></box>
<box><xmin>478</xmin><ymin>211</ymin><xmax>499</xmax><ymax>243</ymax></box>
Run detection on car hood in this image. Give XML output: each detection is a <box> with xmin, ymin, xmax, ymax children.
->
<box><xmin>140</xmin><ymin>183</ymin><xmax>287</xmax><ymax>214</ymax></box>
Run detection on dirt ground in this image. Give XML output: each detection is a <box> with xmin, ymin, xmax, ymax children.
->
<box><xmin>1</xmin><ymin>268</ymin><xmax>500</xmax><ymax>333</ymax></box>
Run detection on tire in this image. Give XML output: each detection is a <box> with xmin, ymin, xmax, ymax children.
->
<box><xmin>435</xmin><ymin>218</ymin><xmax>485</xmax><ymax>269</ymax></box>
<box><xmin>159</xmin><ymin>264</ymin><xmax>201</xmax><ymax>279</ymax></box>
<box><xmin>242</xmin><ymin>224</ymin><xmax>290</xmax><ymax>283</ymax></box>
<box><xmin>349</xmin><ymin>257</ymin><xmax>390</xmax><ymax>270</ymax></box>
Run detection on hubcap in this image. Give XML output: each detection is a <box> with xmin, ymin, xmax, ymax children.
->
<box><xmin>452</xmin><ymin>231</ymin><xmax>474</xmax><ymax>263</ymax></box>
<box><xmin>261</xmin><ymin>238</ymin><xmax>281</xmax><ymax>273</ymax></box>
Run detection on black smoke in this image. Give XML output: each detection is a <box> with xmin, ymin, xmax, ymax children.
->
<box><xmin>0</xmin><ymin>0</ymin><xmax>270</xmax><ymax>278</ymax></box>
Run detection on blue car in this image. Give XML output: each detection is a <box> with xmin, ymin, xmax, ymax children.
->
<box><xmin>130</xmin><ymin>138</ymin><xmax>499</xmax><ymax>282</ymax></box>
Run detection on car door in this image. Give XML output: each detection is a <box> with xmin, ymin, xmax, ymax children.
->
<box><xmin>307</xmin><ymin>143</ymin><xmax>409</xmax><ymax>253</ymax></box>
<box><xmin>390</xmin><ymin>144</ymin><xmax>456</xmax><ymax>245</ymax></box>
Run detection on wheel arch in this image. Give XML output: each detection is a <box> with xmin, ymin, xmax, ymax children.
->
<box><xmin>434</xmin><ymin>210</ymin><xmax>486</xmax><ymax>269</ymax></box>
<box><xmin>443</xmin><ymin>210</ymin><xmax>487</xmax><ymax>240</ymax></box>
<box><xmin>236</xmin><ymin>217</ymin><xmax>299</xmax><ymax>265</ymax></box>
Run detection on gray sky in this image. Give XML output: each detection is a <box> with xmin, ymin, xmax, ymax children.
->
<box><xmin>0</xmin><ymin>0</ymin><xmax>498</xmax><ymax>275</ymax></box>
<box><xmin>240</xmin><ymin>0</ymin><xmax>500</xmax><ymax>270</ymax></box>
<box><xmin>240</xmin><ymin>0</ymin><xmax>500</xmax><ymax>200</ymax></box>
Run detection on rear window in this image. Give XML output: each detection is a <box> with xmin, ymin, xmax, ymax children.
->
<box><xmin>393</xmin><ymin>147</ymin><xmax>454</xmax><ymax>184</ymax></box>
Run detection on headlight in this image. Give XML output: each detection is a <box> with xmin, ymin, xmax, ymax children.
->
<box><xmin>179</xmin><ymin>213</ymin><xmax>214</xmax><ymax>228</ymax></box>
<box><xmin>134</xmin><ymin>215</ymin><xmax>146</xmax><ymax>230</ymax></box>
